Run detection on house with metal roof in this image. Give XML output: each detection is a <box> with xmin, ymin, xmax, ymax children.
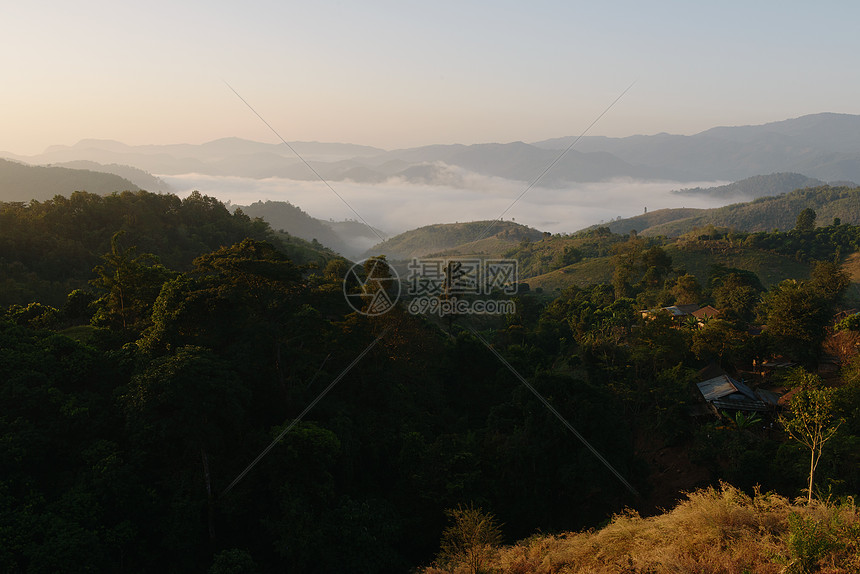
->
<box><xmin>641</xmin><ymin>303</ymin><xmax>701</xmax><ymax>323</ymax></box>
<box><xmin>663</xmin><ymin>304</ymin><xmax>700</xmax><ymax>317</ymax></box>
<box><xmin>691</xmin><ymin>305</ymin><xmax>720</xmax><ymax>321</ymax></box>
<box><xmin>696</xmin><ymin>374</ymin><xmax>776</xmax><ymax>413</ymax></box>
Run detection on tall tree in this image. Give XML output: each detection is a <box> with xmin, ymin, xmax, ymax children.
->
<box><xmin>795</xmin><ymin>207</ymin><xmax>817</xmax><ymax>232</ymax></box>
<box><xmin>669</xmin><ymin>273</ymin><xmax>702</xmax><ymax>305</ymax></box>
<box><xmin>690</xmin><ymin>318</ymin><xmax>747</xmax><ymax>366</ymax></box>
<box><xmin>780</xmin><ymin>383</ymin><xmax>842</xmax><ymax>503</ymax></box>
<box><xmin>90</xmin><ymin>231</ymin><xmax>173</xmax><ymax>331</ymax></box>
<box><xmin>808</xmin><ymin>260</ymin><xmax>850</xmax><ymax>304</ymax></box>
<box><xmin>760</xmin><ymin>280</ymin><xmax>830</xmax><ymax>365</ymax></box>
<box><xmin>711</xmin><ymin>270</ymin><xmax>763</xmax><ymax>323</ymax></box>
<box><xmin>611</xmin><ymin>237</ymin><xmax>645</xmax><ymax>299</ymax></box>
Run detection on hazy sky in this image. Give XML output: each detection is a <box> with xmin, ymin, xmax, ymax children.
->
<box><xmin>3</xmin><ymin>1</ymin><xmax>860</xmax><ymax>155</ymax></box>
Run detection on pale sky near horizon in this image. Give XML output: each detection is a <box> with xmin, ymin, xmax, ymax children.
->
<box><xmin>2</xmin><ymin>0</ymin><xmax>859</xmax><ymax>156</ymax></box>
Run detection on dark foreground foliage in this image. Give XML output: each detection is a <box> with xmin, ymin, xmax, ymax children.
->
<box><xmin>3</xmin><ymin>190</ymin><xmax>860</xmax><ymax>572</ymax></box>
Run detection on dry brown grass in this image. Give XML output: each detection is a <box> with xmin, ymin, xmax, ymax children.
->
<box><xmin>420</xmin><ymin>483</ymin><xmax>860</xmax><ymax>574</ymax></box>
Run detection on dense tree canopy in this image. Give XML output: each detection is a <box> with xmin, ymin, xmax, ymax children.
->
<box><xmin>3</xmin><ymin>189</ymin><xmax>860</xmax><ymax>572</ymax></box>
<box><xmin>0</xmin><ymin>190</ymin><xmax>333</xmax><ymax>307</ymax></box>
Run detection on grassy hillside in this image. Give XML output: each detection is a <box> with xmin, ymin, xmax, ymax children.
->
<box><xmin>590</xmin><ymin>208</ymin><xmax>705</xmax><ymax>235</ymax></box>
<box><xmin>366</xmin><ymin>220</ymin><xmax>545</xmax><ymax>261</ymax></box>
<box><xmin>524</xmin><ymin>257</ymin><xmax>616</xmax><ymax>291</ymax></box>
<box><xmin>0</xmin><ymin>158</ymin><xmax>139</xmax><ymax>201</ymax></box>
<box><xmin>665</xmin><ymin>243</ymin><xmax>811</xmax><ymax>287</ymax></box>
<box><xmin>642</xmin><ymin>186</ymin><xmax>860</xmax><ymax>237</ymax></box>
<box><xmin>421</xmin><ymin>484</ymin><xmax>860</xmax><ymax>574</ymax></box>
<box><xmin>525</xmin><ymin>243</ymin><xmax>812</xmax><ymax>293</ymax></box>
<box><xmin>502</xmin><ymin>218</ymin><xmax>822</xmax><ymax>292</ymax></box>
<box><xmin>591</xmin><ymin>186</ymin><xmax>860</xmax><ymax>237</ymax></box>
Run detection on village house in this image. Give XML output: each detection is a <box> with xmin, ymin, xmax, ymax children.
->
<box><xmin>641</xmin><ymin>304</ymin><xmax>721</xmax><ymax>328</ymax></box>
<box><xmin>696</xmin><ymin>372</ymin><xmax>781</xmax><ymax>416</ymax></box>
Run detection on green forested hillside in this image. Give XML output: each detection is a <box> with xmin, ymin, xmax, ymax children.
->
<box><xmin>237</xmin><ymin>200</ymin><xmax>353</xmax><ymax>255</ymax></box>
<box><xmin>0</xmin><ymin>190</ymin><xmax>333</xmax><ymax>306</ymax></box>
<box><xmin>4</xmin><ymin>187</ymin><xmax>860</xmax><ymax>573</ymax></box>
<box><xmin>524</xmin><ymin>237</ymin><xmax>815</xmax><ymax>293</ymax></box>
<box><xmin>369</xmin><ymin>217</ymin><xmax>852</xmax><ymax>296</ymax></box>
<box><xmin>52</xmin><ymin>160</ymin><xmax>173</xmax><ymax>193</ymax></box>
<box><xmin>0</xmin><ymin>158</ymin><xmax>139</xmax><ymax>201</ymax></box>
<box><xmin>356</xmin><ymin>187</ymin><xmax>860</xmax><ymax>290</ymax></box>
<box><xmin>0</xmin><ymin>240</ymin><xmax>642</xmax><ymax>573</ymax></box>
<box><xmin>664</xmin><ymin>242</ymin><xmax>812</xmax><ymax>286</ymax></box>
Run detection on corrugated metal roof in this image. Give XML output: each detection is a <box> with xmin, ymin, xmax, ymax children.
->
<box><xmin>732</xmin><ymin>378</ymin><xmax>759</xmax><ymax>401</ymax></box>
<box><xmin>697</xmin><ymin>375</ymin><xmax>770</xmax><ymax>411</ymax></box>
<box><xmin>757</xmin><ymin>389</ymin><xmax>781</xmax><ymax>407</ymax></box>
<box><xmin>676</xmin><ymin>304</ymin><xmax>700</xmax><ymax>314</ymax></box>
<box><xmin>711</xmin><ymin>397</ymin><xmax>770</xmax><ymax>412</ymax></box>
<box><xmin>697</xmin><ymin>375</ymin><xmax>738</xmax><ymax>401</ymax></box>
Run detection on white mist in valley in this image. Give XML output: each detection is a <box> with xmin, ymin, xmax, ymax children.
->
<box><xmin>160</xmin><ymin>172</ymin><xmax>733</xmax><ymax>239</ymax></box>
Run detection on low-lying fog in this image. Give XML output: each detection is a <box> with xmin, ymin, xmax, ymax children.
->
<box><xmin>161</xmin><ymin>172</ymin><xmax>733</xmax><ymax>239</ymax></box>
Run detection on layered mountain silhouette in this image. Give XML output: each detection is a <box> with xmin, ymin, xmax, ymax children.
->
<box><xmin>0</xmin><ymin>158</ymin><xmax>139</xmax><ymax>202</ymax></box>
<box><xmin>533</xmin><ymin>112</ymin><xmax>860</xmax><ymax>182</ymax></box>
<box><xmin>672</xmin><ymin>172</ymin><xmax>835</xmax><ymax>199</ymax></box>
<box><xmin>236</xmin><ymin>200</ymin><xmax>386</xmax><ymax>258</ymax></box>
<box><xmin>7</xmin><ymin>113</ymin><xmax>860</xmax><ymax>185</ymax></box>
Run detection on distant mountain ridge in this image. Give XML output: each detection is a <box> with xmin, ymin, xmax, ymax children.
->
<box><xmin>0</xmin><ymin>158</ymin><xmax>139</xmax><ymax>202</ymax></box>
<box><xmin>533</xmin><ymin>113</ymin><xmax>860</xmax><ymax>182</ymax></box>
<box><xmin>5</xmin><ymin>138</ymin><xmax>682</xmax><ymax>184</ymax></box>
<box><xmin>672</xmin><ymin>172</ymin><xmax>830</xmax><ymax>199</ymax></box>
<box><xmin>49</xmin><ymin>160</ymin><xmax>174</xmax><ymax>193</ymax></box>
<box><xmin>8</xmin><ymin>113</ymin><xmax>860</xmax><ymax>186</ymax></box>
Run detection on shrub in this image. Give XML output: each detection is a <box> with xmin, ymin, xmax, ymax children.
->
<box><xmin>438</xmin><ymin>504</ymin><xmax>503</xmax><ymax>574</ymax></box>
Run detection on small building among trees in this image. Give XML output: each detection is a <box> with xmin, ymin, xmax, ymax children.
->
<box><xmin>696</xmin><ymin>373</ymin><xmax>779</xmax><ymax>414</ymax></box>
